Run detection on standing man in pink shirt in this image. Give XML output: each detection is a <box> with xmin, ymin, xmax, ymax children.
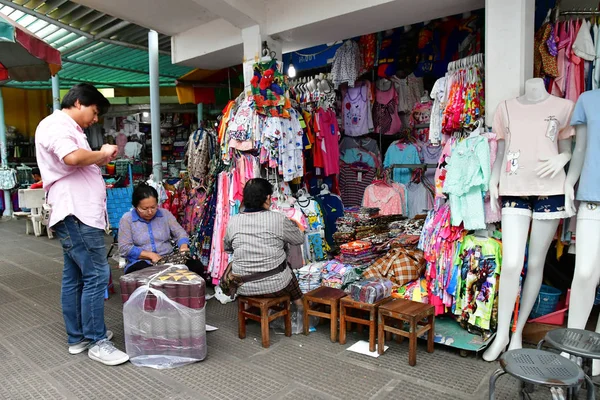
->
<box><xmin>35</xmin><ymin>84</ymin><xmax>129</xmax><ymax>366</ymax></box>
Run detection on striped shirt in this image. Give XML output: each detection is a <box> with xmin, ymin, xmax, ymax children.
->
<box><xmin>339</xmin><ymin>162</ymin><xmax>376</xmax><ymax>207</ymax></box>
<box><xmin>224</xmin><ymin>210</ymin><xmax>304</xmax><ymax>296</ymax></box>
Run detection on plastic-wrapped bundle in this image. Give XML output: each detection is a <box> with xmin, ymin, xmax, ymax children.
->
<box><xmin>120</xmin><ymin>265</ymin><xmax>207</xmax><ymax>369</ymax></box>
<box><xmin>348</xmin><ymin>279</ymin><xmax>393</xmax><ymax>304</ymax></box>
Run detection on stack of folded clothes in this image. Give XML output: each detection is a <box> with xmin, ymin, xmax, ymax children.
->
<box><xmin>388</xmin><ymin>218</ymin><xmax>426</xmax><ymax>237</ymax></box>
<box><xmin>348</xmin><ymin>279</ymin><xmax>393</xmax><ymax>304</ymax></box>
<box><xmin>295</xmin><ymin>262</ymin><xmax>325</xmax><ymax>293</ymax></box>
<box><xmin>339</xmin><ymin>240</ymin><xmax>378</xmax><ymax>265</ymax></box>
<box><xmin>321</xmin><ymin>260</ymin><xmax>355</xmax><ymax>289</ymax></box>
<box><xmin>333</xmin><ymin>216</ymin><xmax>357</xmax><ymax>246</ymax></box>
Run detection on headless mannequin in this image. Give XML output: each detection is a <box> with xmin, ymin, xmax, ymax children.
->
<box><xmin>565</xmin><ymin>119</ymin><xmax>600</xmax><ymax>374</ymax></box>
<box><xmin>483</xmin><ymin>78</ymin><xmax>573</xmax><ymax>361</ymax></box>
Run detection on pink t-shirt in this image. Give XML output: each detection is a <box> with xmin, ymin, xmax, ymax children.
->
<box><xmin>35</xmin><ymin>110</ymin><xmax>107</xmax><ymax>229</ymax></box>
<box><xmin>317</xmin><ymin>108</ymin><xmax>340</xmax><ymax>176</ymax></box>
<box><xmin>493</xmin><ymin>96</ymin><xmax>575</xmax><ymax>196</ymax></box>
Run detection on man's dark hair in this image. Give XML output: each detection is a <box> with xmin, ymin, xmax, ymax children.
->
<box><xmin>31</xmin><ymin>167</ymin><xmax>40</xmax><ymax>176</ymax></box>
<box><xmin>242</xmin><ymin>178</ymin><xmax>273</xmax><ymax>209</ymax></box>
<box><xmin>61</xmin><ymin>83</ymin><xmax>111</xmax><ymax>116</ymax></box>
<box><xmin>132</xmin><ymin>183</ymin><xmax>159</xmax><ymax>208</ymax></box>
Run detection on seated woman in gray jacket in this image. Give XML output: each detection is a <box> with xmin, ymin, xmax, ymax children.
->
<box><xmin>223</xmin><ymin>178</ymin><xmax>305</xmax><ymax>305</ymax></box>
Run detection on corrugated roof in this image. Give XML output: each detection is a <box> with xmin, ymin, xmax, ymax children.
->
<box><xmin>0</xmin><ymin>0</ymin><xmax>195</xmax><ymax>88</ymax></box>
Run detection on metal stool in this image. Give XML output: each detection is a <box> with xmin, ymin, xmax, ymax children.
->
<box><xmin>488</xmin><ymin>349</ymin><xmax>594</xmax><ymax>400</ymax></box>
<box><xmin>538</xmin><ymin>328</ymin><xmax>600</xmax><ymax>381</ymax></box>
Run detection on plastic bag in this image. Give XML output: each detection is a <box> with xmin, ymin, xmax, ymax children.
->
<box><xmin>348</xmin><ymin>279</ymin><xmax>393</xmax><ymax>304</ymax></box>
<box><xmin>271</xmin><ymin>303</ymin><xmax>319</xmax><ymax>335</ymax></box>
<box><xmin>123</xmin><ymin>286</ymin><xmax>207</xmax><ymax>369</ymax></box>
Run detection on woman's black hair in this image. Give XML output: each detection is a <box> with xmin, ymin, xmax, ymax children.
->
<box><xmin>31</xmin><ymin>167</ymin><xmax>40</xmax><ymax>176</ymax></box>
<box><xmin>61</xmin><ymin>83</ymin><xmax>111</xmax><ymax>116</ymax></box>
<box><xmin>132</xmin><ymin>183</ymin><xmax>159</xmax><ymax>208</ymax></box>
<box><xmin>242</xmin><ymin>178</ymin><xmax>273</xmax><ymax>209</ymax></box>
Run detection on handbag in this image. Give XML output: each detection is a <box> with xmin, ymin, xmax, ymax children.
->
<box><xmin>219</xmin><ymin>261</ymin><xmax>289</xmax><ymax>298</ymax></box>
<box><xmin>154</xmin><ymin>250</ymin><xmax>191</xmax><ymax>266</ymax></box>
<box><xmin>0</xmin><ymin>168</ymin><xmax>17</xmax><ymax>190</ymax></box>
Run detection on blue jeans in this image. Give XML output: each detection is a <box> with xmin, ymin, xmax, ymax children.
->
<box><xmin>53</xmin><ymin>216</ymin><xmax>109</xmax><ymax>345</ymax></box>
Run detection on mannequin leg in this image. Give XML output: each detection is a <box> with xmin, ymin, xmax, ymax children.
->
<box><xmin>568</xmin><ymin>219</ymin><xmax>600</xmax><ymax>375</ymax></box>
<box><xmin>483</xmin><ymin>214</ymin><xmax>531</xmax><ymax>362</ymax></box>
<box><xmin>508</xmin><ymin>218</ymin><xmax>560</xmax><ymax>351</ymax></box>
<box><xmin>568</xmin><ymin>219</ymin><xmax>600</xmax><ymax>329</ymax></box>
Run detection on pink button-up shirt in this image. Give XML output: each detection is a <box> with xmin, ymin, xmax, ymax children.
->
<box><xmin>35</xmin><ymin>110</ymin><xmax>107</xmax><ymax>229</ymax></box>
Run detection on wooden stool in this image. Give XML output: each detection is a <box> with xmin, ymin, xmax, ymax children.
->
<box><xmin>303</xmin><ymin>286</ymin><xmax>347</xmax><ymax>342</ymax></box>
<box><xmin>238</xmin><ymin>295</ymin><xmax>291</xmax><ymax>348</ymax></box>
<box><xmin>377</xmin><ymin>298</ymin><xmax>435</xmax><ymax>366</ymax></box>
<box><xmin>339</xmin><ymin>296</ymin><xmax>392</xmax><ymax>353</ymax></box>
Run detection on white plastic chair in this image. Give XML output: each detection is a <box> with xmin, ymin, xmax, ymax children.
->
<box><xmin>17</xmin><ymin>189</ymin><xmax>52</xmax><ymax>238</ymax></box>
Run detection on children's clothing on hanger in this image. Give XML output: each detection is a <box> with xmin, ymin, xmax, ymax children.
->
<box><xmin>384</xmin><ymin>142</ymin><xmax>421</xmax><ymax>185</ymax></box>
<box><xmin>343</xmin><ymin>81</ymin><xmax>374</xmax><ymax>136</ymax></box>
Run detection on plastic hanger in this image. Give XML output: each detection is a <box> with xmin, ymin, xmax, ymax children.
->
<box><xmin>468</xmin><ymin>120</ymin><xmax>484</xmax><ymax>139</ymax></box>
<box><xmin>319</xmin><ymin>184</ymin><xmax>330</xmax><ymax>195</ymax></box>
<box><xmin>297</xmin><ymin>188</ymin><xmax>309</xmax><ymax>203</ymax></box>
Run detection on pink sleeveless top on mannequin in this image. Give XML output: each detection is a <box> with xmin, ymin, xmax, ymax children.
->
<box><xmin>374</xmin><ymin>85</ymin><xmax>402</xmax><ymax>135</ymax></box>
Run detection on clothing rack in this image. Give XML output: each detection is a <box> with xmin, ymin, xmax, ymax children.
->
<box><xmin>560</xmin><ymin>8</ymin><xmax>600</xmax><ymax>16</ymax></box>
<box><xmin>447</xmin><ymin>53</ymin><xmax>484</xmax><ymax>72</ymax></box>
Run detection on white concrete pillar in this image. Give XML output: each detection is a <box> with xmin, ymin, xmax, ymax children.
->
<box><xmin>485</xmin><ymin>0</ymin><xmax>535</xmax><ymax>125</ymax></box>
<box><xmin>51</xmin><ymin>75</ymin><xmax>60</xmax><ymax>111</ymax></box>
<box><xmin>242</xmin><ymin>25</ymin><xmax>282</xmax><ymax>95</ymax></box>
<box><xmin>148</xmin><ymin>30</ymin><xmax>162</xmax><ymax>182</ymax></box>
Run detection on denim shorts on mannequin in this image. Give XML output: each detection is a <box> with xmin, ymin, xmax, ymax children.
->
<box><xmin>501</xmin><ymin>195</ymin><xmax>569</xmax><ymax>220</ymax></box>
<box><xmin>577</xmin><ymin>202</ymin><xmax>600</xmax><ymax>221</ymax></box>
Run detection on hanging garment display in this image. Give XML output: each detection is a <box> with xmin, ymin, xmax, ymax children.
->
<box><xmin>362</xmin><ymin>181</ymin><xmax>406</xmax><ymax>216</ymax></box>
<box><xmin>453</xmin><ymin>235</ymin><xmax>502</xmax><ymax>334</ymax></box>
<box><xmin>384</xmin><ymin>142</ymin><xmax>421</xmax><ymax>186</ymax></box>
<box><xmin>429</xmin><ymin>77</ymin><xmax>447</xmax><ymax>145</ymax></box>
<box><xmin>250</xmin><ymin>59</ymin><xmax>291</xmax><ymax>118</ymax></box>
<box><xmin>343</xmin><ymin>81</ymin><xmax>374</xmax><ymax>136</ymax></box>
<box><xmin>442</xmin><ymin>135</ymin><xmax>490</xmax><ymax>230</ymax></box>
<box><xmin>331</xmin><ymin>40</ymin><xmax>362</xmax><ymax>89</ymax></box>
<box><xmin>442</xmin><ymin>56</ymin><xmax>484</xmax><ymax>134</ymax></box>
<box><xmin>373</xmin><ymin>80</ymin><xmax>402</xmax><ymax>135</ymax></box>
<box><xmin>410</xmin><ymin>101</ymin><xmax>433</xmax><ymax>142</ymax></box>
<box><xmin>315</xmin><ymin>191</ymin><xmax>344</xmax><ymax>247</ymax></box>
<box><xmin>316</xmin><ymin>107</ymin><xmax>341</xmax><ymax>176</ymax></box>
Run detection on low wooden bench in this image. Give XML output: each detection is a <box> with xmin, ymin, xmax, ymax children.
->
<box><xmin>339</xmin><ymin>296</ymin><xmax>392</xmax><ymax>353</ymax></box>
<box><xmin>238</xmin><ymin>295</ymin><xmax>291</xmax><ymax>348</ymax></box>
<box><xmin>303</xmin><ymin>286</ymin><xmax>347</xmax><ymax>342</ymax></box>
<box><xmin>377</xmin><ymin>298</ymin><xmax>435</xmax><ymax>366</ymax></box>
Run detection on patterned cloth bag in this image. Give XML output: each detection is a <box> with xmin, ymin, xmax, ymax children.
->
<box><xmin>0</xmin><ymin>168</ymin><xmax>17</xmax><ymax>190</ymax></box>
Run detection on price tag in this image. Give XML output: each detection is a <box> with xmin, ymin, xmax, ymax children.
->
<box><xmin>474</xmin><ymin>245</ymin><xmax>482</xmax><ymax>259</ymax></box>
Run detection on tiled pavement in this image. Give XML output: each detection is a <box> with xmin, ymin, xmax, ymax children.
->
<box><xmin>0</xmin><ymin>217</ymin><xmax>592</xmax><ymax>400</ymax></box>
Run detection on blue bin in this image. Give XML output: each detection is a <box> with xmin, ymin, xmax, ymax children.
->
<box><xmin>530</xmin><ymin>285</ymin><xmax>561</xmax><ymax>319</ymax></box>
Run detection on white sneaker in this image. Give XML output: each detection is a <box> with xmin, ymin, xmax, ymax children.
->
<box><xmin>88</xmin><ymin>340</ymin><xmax>129</xmax><ymax>366</ymax></box>
<box><xmin>69</xmin><ymin>330</ymin><xmax>114</xmax><ymax>355</ymax></box>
